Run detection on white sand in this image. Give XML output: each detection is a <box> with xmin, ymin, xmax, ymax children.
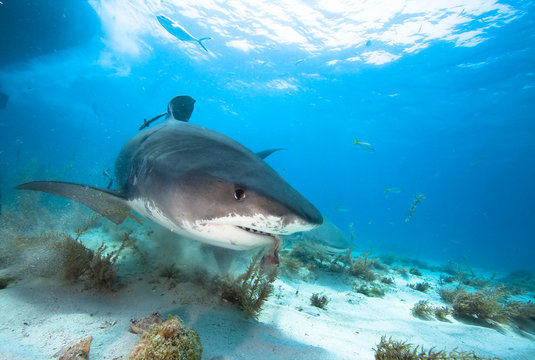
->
<box><xmin>1</xmin><ymin>256</ymin><xmax>534</xmax><ymax>360</ymax></box>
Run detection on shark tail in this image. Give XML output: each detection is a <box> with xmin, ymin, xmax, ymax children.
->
<box><xmin>198</xmin><ymin>37</ymin><xmax>211</xmax><ymax>52</ymax></box>
<box><xmin>15</xmin><ymin>181</ymin><xmax>131</xmax><ymax>224</ymax></box>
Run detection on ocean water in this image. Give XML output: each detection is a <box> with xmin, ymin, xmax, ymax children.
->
<box><xmin>0</xmin><ymin>1</ymin><xmax>534</xmax><ymax>358</ymax></box>
<box><xmin>2</xmin><ymin>0</ymin><xmax>533</xmax><ymax>272</ymax></box>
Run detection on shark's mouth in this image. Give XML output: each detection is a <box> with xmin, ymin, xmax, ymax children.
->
<box><xmin>237</xmin><ymin>225</ymin><xmax>272</xmax><ymax>236</ymax></box>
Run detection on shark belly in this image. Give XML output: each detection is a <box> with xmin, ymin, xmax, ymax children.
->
<box><xmin>128</xmin><ymin>197</ymin><xmax>275</xmax><ymax>250</ymax></box>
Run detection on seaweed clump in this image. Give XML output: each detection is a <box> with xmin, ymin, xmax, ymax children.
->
<box><xmin>128</xmin><ymin>315</ymin><xmax>202</xmax><ymax>360</ymax></box>
<box><xmin>310</xmin><ymin>293</ymin><xmax>329</xmax><ymax>309</ymax></box>
<box><xmin>380</xmin><ymin>277</ymin><xmax>394</xmax><ymax>285</ymax></box>
<box><xmin>280</xmin><ymin>245</ymin><xmax>388</xmax><ymax>280</ymax></box>
<box><xmin>281</xmin><ymin>256</ymin><xmax>305</xmax><ymax>275</ymax></box>
<box><xmin>409</xmin><ymin>282</ymin><xmax>431</xmax><ymax>293</ymax></box>
<box><xmin>411</xmin><ymin>300</ymin><xmax>435</xmax><ymax>320</ymax></box>
<box><xmin>440</xmin><ymin>286</ymin><xmax>535</xmax><ymax>331</ymax></box>
<box><xmin>499</xmin><ymin>270</ymin><xmax>535</xmax><ymax>295</ymax></box>
<box><xmin>0</xmin><ymin>276</ymin><xmax>17</xmax><ymax>290</ymax></box>
<box><xmin>87</xmin><ymin>242</ymin><xmax>123</xmax><ymax>290</ymax></box>
<box><xmin>159</xmin><ymin>264</ymin><xmax>181</xmax><ymax>290</ymax></box>
<box><xmin>219</xmin><ymin>251</ymin><xmax>279</xmax><ymax>318</ymax></box>
<box><xmin>285</xmin><ymin>245</ymin><xmax>327</xmax><ymax>271</ymax></box>
<box><xmin>452</xmin><ymin>289</ymin><xmax>503</xmax><ymax>322</ymax></box>
<box><xmin>411</xmin><ymin>301</ymin><xmax>452</xmax><ymax>322</ymax></box>
<box><xmin>440</xmin><ymin>287</ymin><xmax>504</xmax><ymax>323</ymax></box>
<box><xmin>348</xmin><ymin>253</ymin><xmax>378</xmax><ymax>281</ymax></box>
<box><xmin>57</xmin><ymin>335</ymin><xmax>93</xmax><ymax>360</ymax></box>
<box><xmin>346</xmin><ymin>253</ymin><xmax>390</xmax><ymax>298</ymax></box>
<box><xmin>354</xmin><ymin>283</ymin><xmax>386</xmax><ymax>298</ymax></box>
<box><xmin>434</xmin><ymin>307</ymin><xmax>453</xmax><ymax>322</ymax></box>
<box><xmin>281</xmin><ymin>244</ymin><xmax>347</xmax><ymax>275</ymax></box>
<box><xmin>499</xmin><ymin>301</ymin><xmax>535</xmax><ymax>332</ymax></box>
<box><xmin>58</xmin><ymin>225</ymin><xmax>136</xmax><ymax>290</ymax></box>
<box><xmin>374</xmin><ymin>336</ymin><xmax>501</xmax><ymax>360</ymax></box>
<box><xmin>59</xmin><ymin>235</ymin><xmax>93</xmax><ymax>281</ymax></box>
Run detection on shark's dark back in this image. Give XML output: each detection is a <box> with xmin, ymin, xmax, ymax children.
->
<box><xmin>115</xmin><ymin>120</ymin><xmax>273</xmax><ymax>195</ymax></box>
<box><xmin>114</xmin><ymin>119</ymin><xmax>320</xmax><ymax>224</ymax></box>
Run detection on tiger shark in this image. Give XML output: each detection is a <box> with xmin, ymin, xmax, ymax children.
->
<box><xmin>16</xmin><ymin>96</ymin><xmax>323</xmax><ymax>262</ymax></box>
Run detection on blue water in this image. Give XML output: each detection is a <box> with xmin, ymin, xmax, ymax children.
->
<box><xmin>1</xmin><ymin>0</ymin><xmax>534</xmax><ymax>273</ymax></box>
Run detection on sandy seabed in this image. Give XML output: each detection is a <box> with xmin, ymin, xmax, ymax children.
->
<box><xmin>1</xmin><ymin>252</ymin><xmax>534</xmax><ymax>360</ymax></box>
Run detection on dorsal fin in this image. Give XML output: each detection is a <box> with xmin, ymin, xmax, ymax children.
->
<box><xmin>138</xmin><ymin>95</ymin><xmax>196</xmax><ymax>130</ymax></box>
<box><xmin>167</xmin><ymin>95</ymin><xmax>196</xmax><ymax>122</ymax></box>
<box><xmin>256</xmin><ymin>148</ymin><xmax>284</xmax><ymax>160</ymax></box>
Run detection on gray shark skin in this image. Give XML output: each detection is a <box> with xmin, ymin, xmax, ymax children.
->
<box><xmin>16</xmin><ymin>96</ymin><xmax>323</xmax><ymax>253</ymax></box>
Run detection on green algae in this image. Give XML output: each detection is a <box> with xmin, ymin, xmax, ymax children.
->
<box><xmin>128</xmin><ymin>315</ymin><xmax>202</xmax><ymax>360</ymax></box>
<box><xmin>310</xmin><ymin>293</ymin><xmax>329</xmax><ymax>309</ymax></box>
<box><xmin>219</xmin><ymin>251</ymin><xmax>279</xmax><ymax>318</ymax></box>
<box><xmin>375</xmin><ymin>336</ymin><xmax>502</xmax><ymax>360</ymax></box>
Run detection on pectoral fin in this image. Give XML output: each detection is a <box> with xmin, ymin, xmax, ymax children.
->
<box><xmin>15</xmin><ymin>181</ymin><xmax>131</xmax><ymax>224</ymax></box>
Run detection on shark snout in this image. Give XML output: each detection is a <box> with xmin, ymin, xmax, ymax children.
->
<box><xmin>286</xmin><ymin>198</ymin><xmax>323</xmax><ymax>230</ymax></box>
<box><xmin>303</xmin><ymin>203</ymin><xmax>323</xmax><ymax>226</ymax></box>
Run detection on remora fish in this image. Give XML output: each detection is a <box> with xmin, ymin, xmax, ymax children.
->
<box><xmin>156</xmin><ymin>15</ymin><xmax>211</xmax><ymax>52</ymax></box>
<box><xmin>16</xmin><ymin>96</ymin><xmax>323</xmax><ymax>260</ymax></box>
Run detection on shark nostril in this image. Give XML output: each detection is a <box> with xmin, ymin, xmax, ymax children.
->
<box><xmin>234</xmin><ymin>188</ymin><xmax>246</xmax><ymax>201</ymax></box>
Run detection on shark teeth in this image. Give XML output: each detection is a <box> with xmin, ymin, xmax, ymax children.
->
<box><xmin>237</xmin><ymin>226</ymin><xmax>270</xmax><ymax>236</ymax></box>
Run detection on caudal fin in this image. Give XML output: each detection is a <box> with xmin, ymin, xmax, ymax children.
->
<box><xmin>198</xmin><ymin>37</ymin><xmax>211</xmax><ymax>52</ymax></box>
<box><xmin>15</xmin><ymin>181</ymin><xmax>131</xmax><ymax>224</ymax></box>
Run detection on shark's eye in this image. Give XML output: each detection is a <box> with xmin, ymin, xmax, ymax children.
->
<box><xmin>234</xmin><ymin>188</ymin><xmax>246</xmax><ymax>201</ymax></box>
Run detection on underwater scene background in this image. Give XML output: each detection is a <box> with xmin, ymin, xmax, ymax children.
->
<box><xmin>1</xmin><ymin>0</ymin><xmax>534</xmax><ymax>272</ymax></box>
<box><xmin>1</xmin><ymin>1</ymin><xmax>535</xmax><ymax>359</ymax></box>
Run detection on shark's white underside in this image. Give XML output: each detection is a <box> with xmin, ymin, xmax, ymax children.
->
<box><xmin>129</xmin><ymin>198</ymin><xmax>316</xmax><ymax>250</ymax></box>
